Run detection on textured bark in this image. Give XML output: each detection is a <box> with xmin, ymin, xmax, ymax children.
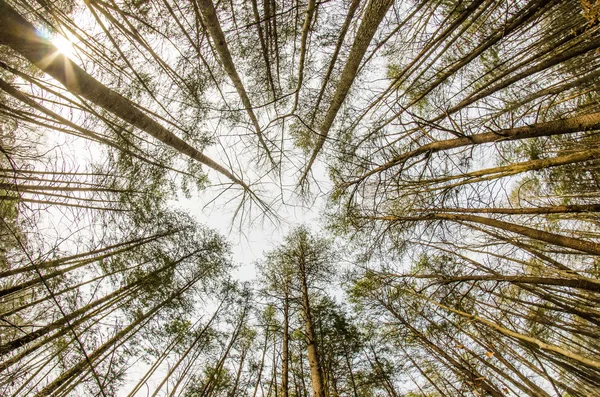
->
<box><xmin>0</xmin><ymin>0</ymin><xmax>249</xmax><ymax>189</ymax></box>
<box><xmin>292</xmin><ymin>0</ymin><xmax>316</xmax><ymax>111</ymax></box>
<box><xmin>301</xmin><ymin>0</ymin><xmax>393</xmax><ymax>184</ymax></box>
<box><xmin>366</xmin><ymin>212</ymin><xmax>600</xmax><ymax>255</ymax></box>
<box><xmin>423</xmin><ymin>296</ymin><xmax>600</xmax><ymax>370</ymax></box>
<box><xmin>299</xmin><ymin>256</ymin><xmax>326</xmax><ymax>397</ymax></box>
<box><xmin>196</xmin><ymin>0</ymin><xmax>274</xmax><ymax>163</ymax></box>
<box><xmin>347</xmin><ymin>111</ymin><xmax>600</xmax><ymax>187</ymax></box>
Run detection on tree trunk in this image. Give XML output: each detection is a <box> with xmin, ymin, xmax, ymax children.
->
<box><xmin>301</xmin><ymin>0</ymin><xmax>393</xmax><ymax>184</ymax></box>
<box><xmin>347</xmin><ymin>111</ymin><xmax>600</xmax><ymax>187</ymax></box>
<box><xmin>292</xmin><ymin>0</ymin><xmax>316</xmax><ymax>112</ymax></box>
<box><xmin>195</xmin><ymin>0</ymin><xmax>274</xmax><ymax>163</ymax></box>
<box><xmin>397</xmin><ymin>273</ymin><xmax>600</xmax><ymax>292</ymax></box>
<box><xmin>300</xmin><ymin>262</ymin><xmax>326</xmax><ymax>397</ymax></box>
<box><xmin>0</xmin><ymin>248</ymin><xmax>197</xmax><ymax>355</ymax></box>
<box><xmin>420</xmin><ymin>294</ymin><xmax>600</xmax><ymax>370</ymax></box>
<box><xmin>34</xmin><ymin>271</ymin><xmax>205</xmax><ymax>396</ymax></box>
<box><xmin>251</xmin><ymin>327</ymin><xmax>269</xmax><ymax>397</ymax></box>
<box><xmin>282</xmin><ymin>293</ymin><xmax>290</xmax><ymax>397</ymax></box>
<box><xmin>0</xmin><ymin>0</ymin><xmax>249</xmax><ymax>189</ymax></box>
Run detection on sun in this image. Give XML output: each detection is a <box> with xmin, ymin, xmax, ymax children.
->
<box><xmin>51</xmin><ymin>35</ymin><xmax>74</xmax><ymax>57</ymax></box>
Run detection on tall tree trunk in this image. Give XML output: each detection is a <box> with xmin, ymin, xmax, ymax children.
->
<box><xmin>381</xmin><ymin>300</ymin><xmax>504</xmax><ymax>397</ymax></box>
<box><xmin>0</xmin><ymin>0</ymin><xmax>250</xmax><ymax>190</ymax></box>
<box><xmin>195</xmin><ymin>0</ymin><xmax>274</xmax><ymax>164</ymax></box>
<box><xmin>292</xmin><ymin>0</ymin><xmax>316</xmax><ymax>112</ymax></box>
<box><xmin>0</xmin><ymin>229</ymin><xmax>177</xmax><ymax>280</ymax></box>
<box><xmin>347</xmin><ymin>111</ymin><xmax>600</xmax><ymax>188</ymax></box>
<box><xmin>149</xmin><ymin>301</ymin><xmax>224</xmax><ymax>397</ymax></box>
<box><xmin>393</xmin><ymin>273</ymin><xmax>600</xmax><ymax>292</ymax></box>
<box><xmin>300</xmin><ymin>0</ymin><xmax>393</xmax><ymax>184</ymax></box>
<box><xmin>300</xmin><ymin>261</ymin><xmax>326</xmax><ymax>397</ymax></box>
<box><xmin>310</xmin><ymin>0</ymin><xmax>361</xmax><ymax>125</ymax></box>
<box><xmin>416</xmin><ymin>293</ymin><xmax>600</xmax><ymax>370</ymax></box>
<box><xmin>201</xmin><ymin>305</ymin><xmax>247</xmax><ymax>397</ymax></box>
<box><xmin>251</xmin><ymin>327</ymin><xmax>270</xmax><ymax>397</ymax></box>
<box><xmin>412</xmin><ymin>148</ymin><xmax>600</xmax><ymax>192</ymax></box>
<box><xmin>0</xmin><ymin>248</ymin><xmax>198</xmax><ymax>355</ymax></box>
<box><xmin>281</xmin><ymin>292</ymin><xmax>290</xmax><ymax>397</ymax></box>
<box><xmin>228</xmin><ymin>346</ymin><xmax>248</xmax><ymax>397</ymax></box>
<box><xmin>364</xmin><ymin>211</ymin><xmax>600</xmax><ymax>255</ymax></box>
<box><xmin>34</xmin><ymin>271</ymin><xmax>205</xmax><ymax>396</ymax></box>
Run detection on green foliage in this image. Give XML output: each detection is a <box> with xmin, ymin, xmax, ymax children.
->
<box><xmin>289</xmin><ymin>121</ymin><xmax>316</xmax><ymax>154</ymax></box>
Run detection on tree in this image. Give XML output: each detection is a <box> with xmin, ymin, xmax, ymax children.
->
<box><xmin>2</xmin><ymin>0</ymin><xmax>600</xmax><ymax>395</ymax></box>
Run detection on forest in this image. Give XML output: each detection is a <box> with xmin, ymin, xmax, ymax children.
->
<box><xmin>0</xmin><ymin>0</ymin><xmax>599</xmax><ymax>395</ymax></box>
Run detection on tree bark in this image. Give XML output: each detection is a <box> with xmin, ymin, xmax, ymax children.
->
<box><xmin>195</xmin><ymin>0</ymin><xmax>274</xmax><ymax>163</ymax></box>
<box><xmin>347</xmin><ymin>111</ymin><xmax>600</xmax><ymax>188</ymax></box>
<box><xmin>299</xmin><ymin>257</ymin><xmax>326</xmax><ymax>397</ymax></box>
<box><xmin>301</xmin><ymin>0</ymin><xmax>393</xmax><ymax>184</ymax></box>
<box><xmin>0</xmin><ymin>0</ymin><xmax>249</xmax><ymax>190</ymax></box>
<box><xmin>282</xmin><ymin>292</ymin><xmax>290</xmax><ymax>397</ymax></box>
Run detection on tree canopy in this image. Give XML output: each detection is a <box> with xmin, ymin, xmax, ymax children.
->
<box><xmin>1</xmin><ymin>0</ymin><xmax>599</xmax><ymax>396</ymax></box>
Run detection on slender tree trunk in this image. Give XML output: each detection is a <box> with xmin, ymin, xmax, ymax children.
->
<box><xmin>299</xmin><ymin>261</ymin><xmax>326</xmax><ymax>397</ymax></box>
<box><xmin>310</xmin><ymin>0</ymin><xmax>361</xmax><ymax>124</ymax></box>
<box><xmin>228</xmin><ymin>346</ymin><xmax>248</xmax><ymax>397</ymax></box>
<box><xmin>381</xmin><ymin>300</ymin><xmax>504</xmax><ymax>397</ymax></box>
<box><xmin>149</xmin><ymin>301</ymin><xmax>224</xmax><ymax>397</ymax></box>
<box><xmin>0</xmin><ymin>229</ymin><xmax>177</xmax><ymax>280</ymax></box>
<box><xmin>0</xmin><ymin>0</ymin><xmax>249</xmax><ymax>189</ymax></box>
<box><xmin>411</xmin><ymin>203</ymin><xmax>600</xmax><ymax>216</ymax></box>
<box><xmin>394</xmin><ymin>273</ymin><xmax>600</xmax><ymax>292</ymax></box>
<box><xmin>201</xmin><ymin>306</ymin><xmax>247</xmax><ymax>397</ymax></box>
<box><xmin>250</xmin><ymin>0</ymin><xmax>276</xmax><ymax>97</ymax></box>
<box><xmin>300</xmin><ymin>0</ymin><xmax>393</xmax><ymax>184</ymax></box>
<box><xmin>413</xmin><ymin>148</ymin><xmax>600</xmax><ymax>192</ymax></box>
<box><xmin>34</xmin><ymin>271</ymin><xmax>204</xmax><ymax>397</ymax></box>
<box><xmin>0</xmin><ymin>249</ymin><xmax>197</xmax><ymax>355</ymax></box>
<box><xmin>292</xmin><ymin>0</ymin><xmax>316</xmax><ymax>112</ymax></box>
<box><xmin>195</xmin><ymin>0</ymin><xmax>274</xmax><ymax>163</ymax></box>
<box><xmin>400</xmin><ymin>345</ymin><xmax>448</xmax><ymax>397</ymax></box>
<box><xmin>251</xmin><ymin>327</ymin><xmax>270</xmax><ymax>397</ymax></box>
<box><xmin>416</xmin><ymin>293</ymin><xmax>600</xmax><ymax>370</ymax></box>
<box><xmin>364</xmin><ymin>211</ymin><xmax>600</xmax><ymax>255</ymax></box>
<box><xmin>438</xmin><ymin>213</ymin><xmax>600</xmax><ymax>256</ymax></box>
<box><xmin>0</xmin><ymin>76</ymin><xmax>182</xmax><ymax>173</ymax></box>
<box><xmin>281</xmin><ymin>292</ymin><xmax>290</xmax><ymax>397</ymax></box>
<box><xmin>343</xmin><ymin>346</ymin><xmax>359</xmax><ymax>397</ymax></box>
<box><xmin>347</xmin><ymin>111</ymin><xmax>600</xmax><ymax>187</ymax></box>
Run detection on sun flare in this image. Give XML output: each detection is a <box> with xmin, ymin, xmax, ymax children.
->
<box><xmin>51</xmin><ymin>35</ymin><xmax>74</xmax><ymax>57</ymax></box>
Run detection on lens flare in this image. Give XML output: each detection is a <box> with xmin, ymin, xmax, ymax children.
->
<box><xmin>51</xmin><ymin>35</ymin><xmax>74</xmax><ymax>57</ymax></box>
